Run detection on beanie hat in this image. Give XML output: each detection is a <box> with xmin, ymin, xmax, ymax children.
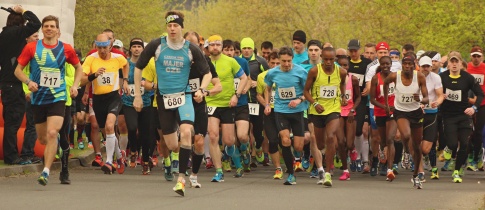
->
<box><xmin>241</xmin><ymin>37</ymin><xmax>255</xmax><ymax>49</ymax></box>
<box><xmin>293</xmin><ymin>30</ymin><xmax>306</xmax><ymax>44</ymax></box>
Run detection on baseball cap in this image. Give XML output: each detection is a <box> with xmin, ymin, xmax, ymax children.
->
<box><xmin>416</xmin><ymin>50</ymin><xmax>425</xmax><ymax>58</ymax></box>
<box><xmin>113</xmin><ymin>39</ymin><xmax>123</xmax><ymax>48</ymax></box>
<box><xmin>375</xmin><ymin>42</ymin><xmax>389</xmax><ymax>51</ymax></box>
<box><xmin>347</xmin><ymin>39</ymin><xmax>360</xmax><ymax>50</ymax></box>
<box><xmin>448</xmin><ymin>51</ymin><xmax>463</xmax><ymax>61</ymax></box>
<box><xmin>419</xmin><ymin>56</ymin><xmax>432</xmax><ymax>67</ymax></box>
<box><xmin>470</xmin><ymin>46</ymin><xmax>483</xmax><ymax>56</ymax></box>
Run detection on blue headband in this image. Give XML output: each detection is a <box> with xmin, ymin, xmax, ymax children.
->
<box><xmin>95</xmin><ymin>40</ymin><xmax>110</xmax><ymax>47</ymax></box>
<box><xmin>390</xmin><ymin>51</ymin><xmax>400</xmax><ymax>56</ymax></box>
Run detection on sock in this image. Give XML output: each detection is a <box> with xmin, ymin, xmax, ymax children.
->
<box><xmin>106</xmin><ymin>134</ymin><xmax>116</xmax><ymax>163</ymax></box>
<box><xmin>282</xmin><ymin>146</ymin><xmax>294</xmax><ymax>174</ymax></box>
<box><xmin>119</xmin><ymin>134</ymin><xmax>128</xmax><ymax>151</ymax></box>
<box><xmin>240</xmin><ymin>142</ymin><xmax>249</xmax><ymax>152</ymax></box>
<box><xmin>164</xmin><ymin>157</ymin><xmax>171</xmax><ymax>167</ymax></box>
<box><xmin>318</xmin><ymin>166</ymin><xmax>324</xmax><ymax>172</ymax></box>
<box><xmin>303</xmin><ymin>143</ymin><xmax>310</xmax><ymax>160</ymax></box>
<box><xmin>114</xmin><ymin>136</ymin><xmax>122</xmax><ymax>159</ymax></box>
<box><xmin>96</xmin><ymin>152</ymin><xmax>102</xmax><ymax>156</ymax></box>
<box><xmin>43</xmin><ymin>167</ymin><xmax>50</xmax><ymax>175</ymax></box>
<box><xmin>355</xmin><ymin>135</ymin><xmax>363</xmax><ymax>160</ymax></box>
<box><xmin>179</xmin><ymin>146</ymin><xmax>191</xmax><ymax>175</ymax></box>
<box><xmin>387</xmin><ymin>168</ymin><xmax>392</xmax><ymax>173</ymax></box>
<box><xmin>61</xmin><ymin>148</ymin><xmax>70</xmax><ymax>172</ymax></box>
<box><xmin>394</xmin><ymin>141</ymin><xmax>403</xmax><ymax>164</ymax></box>
<box><xmin>372</xmin><ymin>156</ymin><xmax>379</xmax><ymax>167</ymax></box>
<box><xmin>232</xmin><ymin>148</ymin><xmax>243</xmax><ymax>169</ymax></box>
<box><xmin>192</xmin><ymin>153</ymin><xmax>204</xmax><ymax>174</ymax></box>
<box><xmin>77</xmin><ymin>123</ymin><xmax>85</xmax><ymax>139</ymax></box>
<box><xmin>171</xmin><ymin>152</ymin><xmax>179</xmax><ymax>161</ymax></box>
<box><xmin>85</xmin><ymin>123</ymin><xmax>91</xmax><ymax>142</ymax></box>
<box><xmin>362</xmin><ymin>140</ymin><xmax>370</xmax><ymax>162</ymax></box>
<box><xmin>216</xmin><ymin>168</ymin><xmax>223</xmax><ymax>173</ymax></box>
<box><xmin>343</xmin><ymin>169</ymin><xmax>349</xmax><ymax>173</ymax></box>
<box><xmin>225</xmin><ymin>145</ymin><xmax>235</xmax><ymax>156</ymax></box>
<box><xmin>429</xmin><ymin>146</ymin><xmax>437</xmax><ymax>167</ymax></box>
<box><xmin>69</xmin><ymin>128</ymin><xmax>75</xmax><ymax>144</ymax></box>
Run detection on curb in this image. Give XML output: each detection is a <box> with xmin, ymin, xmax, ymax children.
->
<box><xmin>0</xmin><ymin>146</ymin><xmax>105</xmax><ymax>177</ymax></box>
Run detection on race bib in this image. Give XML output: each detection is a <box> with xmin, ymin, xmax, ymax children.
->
<box><xmin>128</xmin><ymin>84</ymin><xmax>144</xmax><ymax>97</ymax></box>
<box><xmin>270</xmin><ymin>90</ymin><xmax>275</xmax><ymax>105</ymax></box>
<box><xmin>445</xmin><ymin>89</ymin><xmax>461</xmax><ymax>102</ymax></box>
<box><xmin>234</xmin><ymin>78</ymin><xmax>241</xmax><ymax>91</ymax></box>
<box><xmin>344</xmin><ymin>89</ymin><xmax>351</xmax><ymax>100</ymax></box>
<box><xmin>278</xmin><ymin>87</ymin><xmax>296</xmax><ymax>99</ymax></box>
<box><xmin>248</xmin><ymin>103</ymin><xmax>259</xmax><ymax>116</ymax></box>
<box><xmin>207</xmin><ymin>106</ymin><xmax>216</xmax><ymax>115</ymax></box>
<box><xmin>471</xmin><ymin>74</ymin><xmax>484</xmax><ymax>85</ymax></box>
<box><xmin>163</xmin><ymin>92</ymin><xmax>185</xmax><ymax>109</ymax></box>
<box><xmin>351</xmin><ymin>73</ymin><xmax>364</xmax><ymax>86</ymax></box>
<box><xmin>379</xmin><ymin>83</ymin><xmax>395</xmax><ymax>97</ymax></box>
<box><xmin>188</xmin><ymin>78</ymin><xmax>200</xmax><ymax>92</ymax></box>
<box><xmin>319</xmin><ymin>86</ymin><xmax>337</xmax><ymax>98</ymax></box>
<box><xmin>97</xmin><ymin>72</ymin><xmax>115</xmax><ymax>86</ymax></box>
<box><xmin>40</xmin><ymin>71</ymin><xmax>61</xmax><ymax>88</ymax></box>
<box><xmin>399</xmin><ymin>93</ymin><xmax>415</xmax><ymax>104</ymax></box>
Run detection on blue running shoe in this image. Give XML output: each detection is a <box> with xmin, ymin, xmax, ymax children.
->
<box><xmin>211</xmin><ymin>172</ymin><xmax>224</xmax><ymax>182</ymax></box>
<box><xmin>164</xmin><ymin>165</ymin><xmax>174</xmax><ymax>181</ymax></box>
<box><xmin>284</xmin><ymin>174</ymin><xmax>296</xmax><ymax>185</ymax></box>
<box><xmin>392</xmin><ymin>164</ymin><xmax>399</xmax><ymax>175</ymax></box>
<box><xmin>171</xmin><ymin>160</ymin><xmax>179</xmax><ymax>174</ymax></box>
<box><xmin>380</xmin><ymin>164</ymin><xmax>387</xmax><ymax>176</ymax></box>
<box><xmin>370</xmin><ymin>166</ymin><xmax>378</xmax><ymax>176</ymax></box>
<box><xmin>37</xmin><ymin>171</ymin><xmax>49</xmax><ymax>186</ymax></box>
<box><xmin>302</xmin><ymin>158</ymin><xmax>310</xmax><ymax>170</ymax></box>
<box><xmin>310</xmin><ymin>168</ymin><xmax>318</xmax><ymax>178</ymax></box>
<box><xmin>350</xmin><ymin>161</ymin><xmax>357</xmax><ymax>172</ymax></box>
<box><xmin>356</xmin><ymin>159</ymin><xmax>363</xmax><ymax>172</ymax></box>
<box><xmin>442</xmin><ymin>160</ymin><xmax>450</xmax><ymax>171</ymax></box>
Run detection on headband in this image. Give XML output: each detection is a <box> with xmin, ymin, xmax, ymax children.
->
<box><xmin>390</xmin><ymin>51</ymin><xmax>400</xmax><ymax>56</ymax></box>
<box><xmin>431</xmin><ymin>53</ymin><xmax>441</xmax><ymax>61</ymax></box>
<box><xmin>130</xmin><ymin>40</ymin><xmax>144</xmax><ymax>49</ymax></box>
<box><xmin>402</xmin><ymin>55</ymin><xmax>415</xmax><ymax>63</ymax></box>
<box><xmin>95</xmin><ymin>40</ymin><xmax>110</xmax><ymax>47</ymax></box>
<box><xmin>166</xmin><ymin>15</ymin><xmax>184</xmax><ymax>28</ymax></box>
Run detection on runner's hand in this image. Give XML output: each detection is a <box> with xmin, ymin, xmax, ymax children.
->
<box><xmin>11</xmin><ymin>5</ymin><xmax>24</xmax><ymax>14</ymax></box>
<box><xmin>95</xmin><ymin>67</ymin><xmax>105</xmax><ymax>77</ymax></box>
<box><xmin>70</xmin><ymin>86</ymin><xmax>78</xmax><ymax>98</ymax></box>
<box><xmin>464</xmin><ymin>107</ymin><xmax>475</xmax><ymax>116</ymax></box>
<box><xmin>193</xmin><ymin>89</ymin><xmax>204</xmax><ymax>103</ymax></box>
<box><xmin>315</xmin><ymin>104</ymin><xmax>324</xmax><ymax>114</ymax></box>
<box><xmin>229</xmin><ymin>95</ymin><xmax>238</xmax><ymax>107</ymax></box>
<box><xmin>361</xmin><ymin>87</ymin><xmax>369</xmax><ymax>96</ymax></box>
<box><xmin>27</xmin><ymin>81</ymin><xmax>38</xmax><ymax>92</ymax></box>
<box><xmin>133</xmin><ymin>96</ymin><xmax>143</xmax><ymax>112</ymax></box>
<box><xmin>25</xmin><ymin>93</ymin><xmax>31</xmax><ymax>102</ymax></box>
<box><xmin>413</xmin><ymin>93</ymin><xmax>420</xmax><ymax>102</ymax></box>
<box><xmin>347</xmin><ymin>113</ymin><xmax>354</xmax><ymax>123</ymax></box>
<box><xmin>82</xmin><ymin>93</ymin><xmax>89</xmax><ymax>105</ymax></box>
<box><xmin>264</xmin><ymin>105</ymin><xmax>271</xmax><ymax>116</ymax></box>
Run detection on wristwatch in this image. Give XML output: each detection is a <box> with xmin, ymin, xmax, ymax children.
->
<box><xmin>236</xmin><ymin>93</ymin><xmax>241</xmax><ymax>98</ymax></box>
<box><xmin>24</xmin><ymin>79</ymin><xmax>31</xmax><ymax>85</ymax></box>
<box><xmin>472</xmin><ymin>105</ymin><xmax>478</xmax><ymax>113</ymax></box>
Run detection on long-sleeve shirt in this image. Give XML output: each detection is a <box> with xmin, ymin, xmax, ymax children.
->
<box><xmin>440</xmin><ymin>70</ymin><xmax>484</xmax><ymax>116</ymax></box>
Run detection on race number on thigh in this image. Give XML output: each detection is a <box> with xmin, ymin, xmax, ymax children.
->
<box><xmin>40</xmin><ymin>71</ymin><xmax>61</xmax><ymax>88</ymax></box>
<box><xmin>445</xmin><ymin>89</ymin><xmax>461</xmax><ymax>102</ymax></box>
<box><xmin>97</xmin><ymin>72</ymin><xmax>115</xmax><ymax>86</ymax></box>
<box><xmin>163</xmin><ymin>92</ymin><xmax>185</xmax><ymax>109</ymax></box>
<box><xmin>128</xmin><ymin>84</ymin><xmax>145</xmax><ymax>97</ymax></box>
<box><xmin>278</xmin><ymin>87</ymin><xmax>296</xmax><ymax>99</ymax></box>
<box><xmin>319</xmin><ymin>86</ymin><xmax>337</xmax><ymax>98</ymax></box>
<box><xmin>248</xmin><ymin>103</ymin><xmax>259</xmax><ymax>116</ymax></box>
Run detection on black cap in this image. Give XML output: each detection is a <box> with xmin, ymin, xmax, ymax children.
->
<box><xmin>347</xmin><ymin>39</ymin><xmax>360</xmax><ymax>50</ymax></box>
<box><xmin>293</xmin><ymin>30</ymin><xmax>306</xmax><ymax>44</ymax></box>
<box><xmin>307</xmin><ymin>40</ymin><xmax>323</xmax><ymax>49</ymax></box>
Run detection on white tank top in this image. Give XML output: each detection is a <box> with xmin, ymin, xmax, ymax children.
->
<box><xmin>394</xmin><ymin>70</ymin><xmax>420</xmax><ymax>111</ymax></box>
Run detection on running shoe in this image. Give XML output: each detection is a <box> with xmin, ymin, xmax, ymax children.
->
<box><xmin>173</xmin><ymin>180</ymin><xmax>185</xmax><ymax>196</ymax></box>
<box><xmin>441</xmin><ymin>159</ymin><xmax>451</xmax><ymax>171</ymax></box>
<box><xmin>412</xmin><ymin>177</ymin><xmax>422</xmax><ymax>189</ymax></box>
<box><xmin>423</xmin><ymin>155</ymin><xmax>430</xmax><ymax>171</ymax></box>
<box><xmin>152</xmin><ymin>155</ymin><xmax>158</xmax><ymax>167</ymax></box>
<box><xmin>459</xmin><ymin>167</ymin><xmax>465</xmax><ymax>177</ymax></box>
<box><xmin>339</xmin><ymin>171</ymin><xmax>350</xmax><ymax>181</ymax></box>
<box><xmin>452</xmin><ymin>170</ymin><xmax>462</xmax><ymax>183</ymax></box>
<box><xmin>386</xmin><ymin>170</ymin><xmax>395</xmax><ymax>182</ymax></box>
<box><xmin>350</xmin><ymin>148</ymin><xmax>358</xmax><ymax>161</ymax></box>
<box><xmin>211</xmin><ymin>172</ymin><xmax>224</xmax><ymax>182</ymax></box>
<box><xmin>362</xmin><ymin>162</ymin><xmax>370</xmax><ymax>174</ymax></box>
<box><xmin>418</xmin><ymin>172</ymin><xmax>426</xmax><ymax>183</ymax></box>
<box><xmin>101</xmin><ymin>162</ymin><xmax>113</xmax><ymax>174</ymax></box>
<box><xmin>30</xmin><ymin>156</ymin><xmax>42</xmax><ymax>164</ymax></box>
<box><xmin>129</xmin><ymin>154</ymin><xmax>137</xmax><ymax>168</ymax></box>
<box><xmin>402</xmin><ymin>152</ymin><xmax>410</xmax><ymax>169</ymax></box>
<box><xmin>205</xmin><ymin>157</ymin><xmax>214</xmax><ymax>169</ymax></box>
<box><xmin>241</xmin><ymin>150</ymin><xmax>251</xmax><ymax>166</ymax></box>
<box><xmin>222</xmin><ymin>159</ymin><xmax>231</xmax><ymax>172</ymax></box>
<box><xmin>302</xmin><ymin>158</ymin><xmax>310</xmax><ymax>170</ymax></box>
<box><xmin>19</xmin><ymin>156</ymin><xmax>32</xmax><ymax>165</ymax></box>
<box><xmin>334</xmin><ymin>156</ymin><xmax>342</xmax><ymax>169</ymax></box>
<box><xmin>478</xmin><ymin>160</ymin><xmax>484</xmax><ymax>171</ymax></box>
<box><xmin>262</xmin><ymin>156</ymin><xmax>270</xmax><ymax>166</ymax></box>
<box><xmin>467</xmin><ymin>161</ymin><xmax>478</xmax><ymax>171</ymax></box>
<box><xmin>392</xmin><ymin>164</ymin><xmax>399</xmax><ymax>175</ymax></box>
<box><xmin>273</xmin><ymin>168</ymin><xmax>283</xmax><ymax>180</ymax></box>
<box><xmin>294</xmin><ymin>161</ymin><xmax>304</xmax><ymax>172</ymax></box>
<box><xmin>370</xmin><ymin>165</ymin><xmax>378</xmax><ymax>176</ymax></box>
<box><xmin>431</xmin><ymin>168</ymin><xmax>439</xmax><ymax>180</ymax></box>
<box><xmin>310</xmin><ymin>168</ymin><xmax>318</xmax><ymax>178</ymax></box>
<box><xmin>164</xmin><ymin>165</ymin><xmax>174</xmax><ymax>181</ymax></box>
<box><xmin>443</xmin><ymin>147</ymin><xmax>452</xmax><ymax>160</ymax></box>
<box><xmin>356</xmin><ymin>159</ymin><xmax>363</xmax><ymax>172</ymax></box>
<box><xmin>78</xmin><ymin>138</ymin><xmax>85</xmax><ymax>150</ymax></box>
<box><xmin>379</xmin><ymin>164</ymin><xmax>387</xmax><ymax>176</ymax></box>
<box><xmin>59</xmin><ymin>171</ymin><xmax>71</xmax><ymax>184</ymax></box>
<box><xmin>234</xmin><ymin>168</ymin><xmax>244</xmax><ymax>178</ymax></box>
<box><xmin>116</xmin><ymin>152</ymin><xmax>126</xmax><ymax>174</ymax></box>
<box><xmin>189</xmin><ymin>175</ymin><xmax>201</xmax><ymax>188</ymax></box>
<box><xmin>171</xmin><ymin>160</ymin><xmax>180</xmax><ymax>174</ymax></box>
<box><xmin>323</xmin><ymin>172</ymin><xmax>332</xmax><ymax>187</ymax></box>
<box><xmin>284</xmin><ymin>174</ymin><xmax>296</xmax><ymax>185</ymax></box>
<box><xmin>410</xmin><ymin>159</ymin><xmax>415</xmax><ymax>172</ymax></box>
<box><xmin>92</xmin><ymin>154</ymin><xmax>104</xmax><ymax>167</ymax></box>
<box><xmin>37</xmin><ymin>171</ymin><xmax>49</xmax><ymax>186</ymax></box>
<box><xmin>142</xmin><ymin>162</ymin><xmax>150</xmax><ymax>175</ymax></box>
<box><xmin>379</xmin><ymin>149</ymin><xmax>386</xmax><ymax>164</ymax></box>
<box><xmin>317</xmin><ymin>170</ymin><xmax>324</xmax><ymax>185</ymax></box>
<box><xmin>69</xmin><ymin>143</ymin><xmax>74</xmax><ymax>150</ymax></box>
<box><xmin>87</xmin><ymin>142</ymin><xmax>93</xmax><ymax>148</ymax></box>
<box><xmin>255</xmin><ymin>152</ymin><xmax>265</xmax><ymax>164</ymax></box>
<box><xmin>448</xmin><ymin>159</ymin><xmax>455</xmax><ymax>171</ymax></box>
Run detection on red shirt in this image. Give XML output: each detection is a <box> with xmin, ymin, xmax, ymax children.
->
<box><xmin>17</xmin><ymin>40</ymin><xmax>79</xmax><ymax>66</ymax></box>
<box><xmin>374</xmin><ymin>73</ymin><xmax>395</xmax><ymax>117</ymax></box>
<box><xmin>467</xmin><ymin>62</ymin><xmax>485</xmax><ymax>106</ymax></box>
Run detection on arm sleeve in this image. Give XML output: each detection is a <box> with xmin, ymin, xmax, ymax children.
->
<box><xmin>64</xmin><ymin>44</ymin><xmax>80</xmax><ymax>66</ymax></box>
<box><xmin>471</xmin><ymin>75</ymin><xmax>484</xmax><ymax>107</ymax></box>
<box><xmin>136</xmin><ymin>38</ymin><xmax>161</xmax><ymax>70</ymax></box>
<box><xmin>19</xmin><ymin>11</ymin><xmax>41</xmax><ymax>40</ymax></box>
<box><xmin>235</xmin><ymin>68</ymin><xmax>245</xmax><ymax>78</ymax></box>
<box><xmin>189</xmin><ymin>44</ymin><xmax>210</xmax><ymax>75</ymax></box>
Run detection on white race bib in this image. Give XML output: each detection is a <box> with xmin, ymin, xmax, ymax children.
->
<box><xmin>398</xmin><ymin>93</ymin><xmax>415</xmax><ymax>104</ymax></box>
<box><xmin>234</xmin><ymin>78</ymin><xmax>241</xmax><ymax>91</ymax></box>
<box><xmin>471</xmin><ymin>74</ymin><xmax>484</xmax><ymax>85</ymax></box>
<box><xmin>344</xmin><ymin>89</ymin><xmax>351</xmax><ymax>100</ymax></box>
<box><xmin>351</xmin><ymin>73</ymin><xmax>364</xmax><ymax>86</ymax></box>
<box><xmin>40</xmin><ymin>71</ymin><xmax>61</xmax><ymax>88</ymax></box>
<box><xmin>379</xmin><ymin>83</ymin><xmax>395</xmax><ymax>97</ymax></box>
<box><xmin>207</xmin><ymin>106</ymin><xmax>216</xmax><ymax>115</ymax></box>
<box><xmin>248</xmin><ymin>103</ymin><xmax>259</xmax><ymax>116</ymax></box>
<box><xmin>163</xmin><ymin>92</ymin><xmax>185</xmax><ymax>109</ymax></box>
<box><xmin>97</xmin><ymin>72</ymin><xmax>115</xmax><ymax>86</ymax></box>
<box><xmin>445</xmin><ymin>89</ymin><xmax>462</xmax><ymax>102</ymax></box>
<box><xmin>319</xmin><ymin>86</ymin><xmax>337</xmax><ymax>98</ymax></box>
<box><xmin>188</xmin><ymin>78</ymin><xmax>200</xmax><ymax>92</ymax></box>
<box><xmin>278</xmin><ymin>87</ymin><xmax>296</xmax><ymax>99</ymax></box>
<box><xmin>128</xmin><ymin>84</ymin><xmax>144</xmax><ymax>97</ymax></box>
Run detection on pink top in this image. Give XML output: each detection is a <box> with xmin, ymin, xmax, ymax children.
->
<box><xmin>341</xmin><ymin>74</ymin><xmax>354</xmax><ymax>117</ymax></box>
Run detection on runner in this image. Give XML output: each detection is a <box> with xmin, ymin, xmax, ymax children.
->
<box><xmin>304</xmin><ymin>47</ymin><xmax>347</xmax><ymax>187</ymax></box>
<box><xmin>440</xmin><ymin>51</ymin><xmax>483</xmax><ymax>183</ymax></box>
<box><xmin>133</xmin><ymin>11</ymin><xmax>212</xmax><ymax>196</ymax></box>
<box><xmin>260</xmin><ymin>41</ymin><xmax>273</xmax><ymax>61</ymax></box>
<box><xmin>265</xmin><ymin>46</ymin><xmax>309</xmax><ymax>185</ymax></box>
<box><xmin>383</xmin><ymin>53</ymin><xmax>429</xmax><ymax>189</ymax></box>
<box><xmin>14</xmin><ymin>15</ymin><xmax>83</xmax><ymax>185</ymax></box>
<box><xmin>292</xmin><ymin>30</ymin><xmax>308</xmax><ymax>64</ymax></box>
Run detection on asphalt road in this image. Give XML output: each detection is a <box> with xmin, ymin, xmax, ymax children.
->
<box><xmin>0</xmin><ymin>162</ymin><xmax>484</xmax><ymax>210</ymax></box>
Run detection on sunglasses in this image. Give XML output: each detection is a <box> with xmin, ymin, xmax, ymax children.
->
<box><xmin>472</xmin><ymin>55</ymin><xmax>482</xmax><ymax>58</ymax></box>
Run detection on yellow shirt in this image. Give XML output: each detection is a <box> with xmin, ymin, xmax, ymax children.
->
<box><xmin>83</xmin><ymin>52</ymin><xmax>127</xmax><ymax>95</ymax></box>
<box><xmin>309</xmin><ymin>64</ymin><xmax>342</xmax><ymax>115</ymax></box>
<box><xmin>140</xmin><ymin>58</ymin><xmax>158</xmax><ymax>107</ymax></box>
<box><xmin>256</xmin><ymin>70</ymin><xmax>275</xmax><ymax>109</ymax></box>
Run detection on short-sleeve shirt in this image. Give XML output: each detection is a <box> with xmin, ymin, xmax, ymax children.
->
<box><xmin>206</xmin><ymin>54</ymin><xmax>243</xmax><ymax>107</ymax></box>
<box><xmin>82</xmin><ymin>52</ymin><xmax>127</xmax><ymax>95</ymax></box>
<box><xmin>264</xmin><ymin>65</ymin><xmax>308</xmax><ymax>113</ymax></box>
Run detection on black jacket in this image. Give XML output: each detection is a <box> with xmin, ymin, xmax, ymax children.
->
<box><xmin>0</xmin><ymin>11</ymin><xmax>41</xmax><ymax>85</ymax></box>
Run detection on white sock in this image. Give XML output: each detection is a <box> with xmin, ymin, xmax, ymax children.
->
<box><xmin>204</xmin><ymin>134</ymin><xmax>211</xmax><ymax>158</ymax></box>
<box><xmin>119</xmin><ymin>134</ymin><xmax>128</xmax><ymax>151</ymax></box>
<box><xmin>362</xmin><ymin>139</ymin><xmax>370</xmax><ymax>162</ymax></box>
<box><xmin>43</xmin><ymin>167</ymin><xmax>50</xmax><ymax>175</ymax></box>
<box><xmin>114</xmin><ymin>136</ymin><xmax>122</xmax><ymax>159</ymax></box>
<box><xmin>318</xmin><ymin>167</ymin><xmax>324</xmax><ymax>173</ymax></box>
<box><xmin>343</xmin><ymin>169</ymin><xmax>349</xmax><ymax>173</ymax></box>
<box><xmin>355</xmin><ymin>135</ymin><xmax>363</xmax><ymax>160</ymax></box>
<box><xmin>106</xmin><ymin>134</ymin><xmax>116</xmax><ymax>163</ymax></box>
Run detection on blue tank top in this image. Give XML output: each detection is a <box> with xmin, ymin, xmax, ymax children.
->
<box><xmin>155</xmin><ymin>37</ymin><xmax>191</xmax><ymax>95</ymax></box>
<box><xmin>234</xmin><ymin>56</ymin><xmax>249</xmax><ymax>106</ymax></box>
<box><xmin>29</xmin><ymin>40</ymin><xmax>67</xmax><ymax>105</ymax></box>
<box><xmin>122</xmin><ymin>59</ymin><xmax>152</xmax><ymax>107</ymax></box>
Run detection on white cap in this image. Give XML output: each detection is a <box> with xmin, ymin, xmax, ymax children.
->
<box><xmin>416</xmin><ymin>50</ymin><xmax>425</xmax><ymax>58</ymax></box>
<box><xmin>113</xmin><ymin>39</ymin><xmax>123</xmax><ymax>48</ymax></box>
<box><xmin>419</xmin><ymin>56</ymin><xmax>432</xmax><ymax>66</ymax></box>
<box><xmin>431</xmin><ymin>53</ymin><xmax>441</xmax><ymax>61</ymax></box>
